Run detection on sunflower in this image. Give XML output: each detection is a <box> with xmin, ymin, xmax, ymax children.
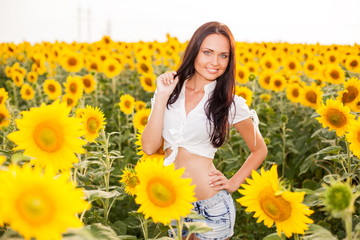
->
<box><xmin>81</xmin><ymin>74</ymin><xmax>96</xmax><ymax>94</ymax></box>
<box><xmin>134</xmin><ymin>158</ymin><xmax>196</xmax><ymax>225</ymax></box>
<box><xmin>286</xmin><ymin>83</ymin><xmax>302</xmax><ymax>104</ymax></box>
<box><xmin>85</xmin><ymin>57</ymin><xmax>102</xmax><ymax>73</ymax></box>
<box><xmin>344</xmin><ymin>55</ymin><xmax>360</xmax><ymax>73</ymax></box>
<box><xmin>63</xmin><ymin>75</ymin><xmax>83</xmax><ymax>101</ymax></box>
<box><xmin>102</xmin><ymin>58</ymin><xmax>122</xmax><ymax>78</ymax></box>
<box><xmin>346</xmin><ymin>120</ymin><xmax>360</xmax><ymax>158</ymax></box>
<box><xmin>323</xmin><ymin>64</ymin><xmax>345</xmax><ymax>85</ymax></box>
<box><xmin>0</xmin><ymin>88</ymin><xmax>9</xmax><ymax>105</ymax></box>
<box><xmin>299</xmin><ymin>84</ymin><xmax>323</xmax><ymax>109</ymax></box>
<box><xmin>62</xmin><ymin>93</ymin><xmax>79</xmax><ymax>108</ymax></box>
<box><xmin>119</xmin><ymin>94</ymin><xmax>135</xmax><ymax>115</ymax></box>
<box><xmin>0</xmin><ymin>164</ymin><xmax>89</xmax><ymax>240</ymax></box>
<box><xmin>316</xmin><ymin>99</ymin><xmax>355</xmax><ymax>137</ymax></box>
<box><xmin>140</xmin><ymin>73</ymin><xmax>156</xmax><ymax>92</ymax></box>
<box><xmin>258</xmin><ymin>70</ymin><xmax>273</xmax><ymax>90</ymax></box>
<box><xmin>336</xmin><ymin>77</ymin><xmax>360</xmax><ymax>107</ymax></box>
<box><xmin>259</xmin><ymin>55</ymin><xmax>280</xmax><ymax>72</ymax></box>
<box><xmin>304</xmin><ymin>59</ymin><xmax>321</xmax><ymax>79</ymax></box>
<box><xmin>136</xmin><ymin>59</ymin><xmax>154</xmax><ymax>75</ymax></box>
<box><xmin>135</xmin><ymin>100</ymin><xmax>147</xmax><ymax>111</ymax></box>
<box><xmin>133</xmin><ymin>108</ymin><xmax>151</xmax><ymax>131</ymax></box>
<box><xmin>12</xmin><ymin>71</ymin><xmax>24</xmax><ymax>87</ymax></box>
<box><xmin>60</xmin><ymin>51</ymin><xmax>83</xmax><ymax>73</ymax></box>
<box><xmin>270</xmin><ymin>73</ymin><xmax>287</xmax><ymax>92</ymax></box>
<box><xmin>0</xmin><ymin>105</ymin><xmax>10</xmax><ymax>128</ymax></box>
<box><xmin>235</xmin><ymin>65</ymin><xmax>250</xmax><ymax>84</ymax></box>
<box><xmin>260</xmin><ymin>93</ymin><xmax>271</xmax><ymax>102</ymax></box>
<box><xmin>321</xmin><ymin>179</ymin><xmax>358</xmax><ymax>218</ymax></box>
<box><xmin>237</xmin><ymin>165</ymin><xmax>314</xmax><ymax>238</ymax></box>
<box><xmin>119</xmin><ymin>166</ymin><xmax>139</xmax><ymax>196</ymax></box>
<box><xmin>26</xmin><ymin>71</ymin><xmax>38</xmax><ymax>83</ymax></box>
<box><xmin>20</xmin><ymin>84</ymin><xmax>35</xmax><ymax>101</ymax></box>
<box><xmin>324</xmin><ymin>50</ymin><xmax>340</xmax><ymax>65</ymax></box>
<box><xmin>235</xmin><ymin>86</ymin><xmax>253</xmax><ymax>106</ymax></box>
<box><xmin>43</xmin><ymin>79</ymin><xmax>62</xmax><ymax>100</ymax></box>
<box><xmin>283</xmin><ymin>56</ymin><xmax>302</xmax><ymax>74</ymax></box>
<box><xmin>350</xmin><ymin>97</ymin><xmax>360</xmax><ymax>112</ymax></box>
<box><xmin>80</xmin><ymin>105</ymin><xmax>106</xmax><ymax>142</ymax></box>
<box><xmin>135</xmin><ymin>126</ymin><xmax>165</xmax><ymax>162</ymax></box>
<box><xmin>7</xmin><ymin>101</ymin><xmax>85</xmax><ymax>171</ymax></box>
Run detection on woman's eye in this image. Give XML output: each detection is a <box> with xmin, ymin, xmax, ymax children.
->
<box><xmin>203</xmin><ymin>51</ymin><xmax>211</xmax><ymax>55</ymax></box>
<box><xmin>221</xmin><ymin>54</ymin><xmax>229</xmax><ymax>59</ymax></box>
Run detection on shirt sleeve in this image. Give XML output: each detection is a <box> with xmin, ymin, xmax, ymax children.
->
<box><xmin>230</xmin><ymin>95</ymin><xmax>252</xmax><ymax>125</ymax></box>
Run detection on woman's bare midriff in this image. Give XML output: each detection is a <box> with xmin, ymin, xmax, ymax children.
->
<box><xmin>165</xmin><ymin>147</ymin><xmax>219</xmax><ymax>201</ymax></box>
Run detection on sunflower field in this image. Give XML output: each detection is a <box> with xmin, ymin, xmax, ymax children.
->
<box><xmin>0</xmin><ymin>35</ymin><xmax>359</xmax><ymax>240</ymax></box>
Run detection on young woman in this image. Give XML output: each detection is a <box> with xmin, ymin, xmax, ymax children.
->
<box><xmin>141</xmin><ymin>21</ymin><xmax>268</xmax><ymax>240</ymax></box>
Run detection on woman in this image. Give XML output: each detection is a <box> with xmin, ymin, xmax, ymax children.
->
<box><xmin>141</xmin><ymin>21</ymin><xmax>268</xmax><ymax>240</ymax></box>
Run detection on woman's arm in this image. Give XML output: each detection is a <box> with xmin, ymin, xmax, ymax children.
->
<box><xmin>141</xmin><ymin>71</ymin><xmax>179</xmax><ymax>155</ymax></box>
<box><xmin>209</xmin><ymin>117</ymin><xmax>268</xmax><ymax>193</ymax></box>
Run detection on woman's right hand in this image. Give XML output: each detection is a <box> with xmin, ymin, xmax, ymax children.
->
<box><xmin>156</xmin><ymin>71</ymin><xmax>179</xmax><ymax>96</ymax></box>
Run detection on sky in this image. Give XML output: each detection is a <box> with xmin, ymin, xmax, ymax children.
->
<box><xmin>0</xmin><ymin>0</ymin><xmax>359</xmax><ymax>45</ymax></box>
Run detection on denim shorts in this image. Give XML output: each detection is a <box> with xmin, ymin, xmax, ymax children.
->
<box><xmin>168</xmin><ymin>190</ymin><xmax>236</xmax><ymax>240</ymax></box>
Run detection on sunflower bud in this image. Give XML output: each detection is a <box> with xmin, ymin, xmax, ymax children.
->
<box><xmin>248</xmin><ymin>73</ymin><xmax>256</xmax><ymax>81</ymax></box>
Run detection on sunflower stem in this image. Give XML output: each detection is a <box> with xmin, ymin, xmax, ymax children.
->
<box><xmin>11</xmin><ymin>83</ymin><xmax>19</xmax><ymax>110</ymax></box>
<box><xmin>176</xmin><ymin>219</ymin><xmax>183</xmax><ymax>240</ymax></box>
<box><xmin>344</xmin><ymin>211</ymin><xmax>353</xmax><ymax>240</ymax></box>
<box><xmin>139</xmin><ymin>216</ymin><xmax>149</xmax><ymax>240</ymax></box>
<box><xmin>345</xmin><ymin>141</ymin><xmax>352</xmax><ymax>175</ymax></box>
<box><xmin>281</xmin><ymin>121</ymin><xmax>287</xmax><ymax>178</ymax></box>
<box><xmin>294</xmin><ymin>233</ymin><xmax>300</xmax><ymax>240</ymax></box>
<box><xmin>101</xmin><ymin>129</ymin><xmax>111</xmax><ymax>222</ymax></box>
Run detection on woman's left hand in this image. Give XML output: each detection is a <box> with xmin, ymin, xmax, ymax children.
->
<box><xmin>208</xmin><ymin>170</ymin><xmax>236</xmax><ymax>193</ymax></box>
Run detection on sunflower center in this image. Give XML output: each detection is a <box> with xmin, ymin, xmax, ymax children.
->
<box><xmin>239</xmin><ymin>93</ymin><xmax>247</xmax><ymax>99</ymax></box>
<box><xmin>350</xmin><ymin>60</ymin><xmax>358</xmax><ymax>67</ymax></box>
<box><xmin>292</xmin><ymin>88</ymin><xmax>299</xmax><ymax>97</ymax></box>
<box><xmin>90</xmin><ymin>63</ymin><xmax>98</xmax><ymax>70</ymax></box>
<box><xmin>69</xmin><ymin>83</ymin><xmax>77</xmax><ymax>94</ymax></box>
<box><xmin>308</xmin><ymin>64</ymin><xmax>315</xmax><ymax>71</ymax></box>
<box><xmin>265</xmin><ymin>61</ymin><xmax>272</xmax><ymax>69</ymax></box>
<box><xmin>17</xmin><ymin>190</ymin><xmax>55</xmax><ymax>226</ymax></box>
<box><xmin>274</xmin><ymin>80</ymin><xmax>282</xmax><ymax>87</ymax></box>
<box><xmin>26</xmin><ymin>89</ymin><xmax>31</xmax><ymax>95</ymax></box>
<box><xmin>145</xmin><ymin>77</ymin><xmax>153</xmax><ymax>87</ymax></box>
<box><xmin>289</xmin><ymin>62</ymin><xmax>296</xmax><ymax>70</ymax></box>
<box><xmin>0</xmin><ymin>96</ymin><xmax>3</xmax><ymax>104</ymax></box>
<box><xmin>48</xmin><ymin>84</ymin><xmax>56</xmax><ymax>93</ymax></box>
<box><xmin>140</xmin><ymin>63</ymin><xmax>149</xmax><ymax>73</ymax></box>
<box><xmin>33</xmin><ymin>122</ymin><xmax>64</xmax><ymax>152</ymax></box>
<box><xmin>265</xmin><ymin>76</ymin><xmax>270</xmax><ymax>84</ymax></box>
<box><xmin>141</xmin><ymin>116</ymin><xmax>148</xmax><ymax>126</ymax></box>
<box><xmin>330</xmin><ymin>56</ymin><xmax>336</xmax><ymax>62</ymax></box>
<box><xmin>330</xmin><ymin>70</ymin><xmax>339</xmax><ymax>79</ymax></box>
<box><xmin>306</xmin><ymin>91</ymin><xmax>317</xmax><ymax>104</ymax></box>
<box><xmin>147</xmin><ymin>178</ymin><xmax>176</xmax><ymax>207</ymax></box>
<box><xmin>68</xmin><ymin>57</ymin><xmax>77</xmax><ymax>66</ymax></box>
<box><xmin>87</xmin><ymin>117</ymin><xmax>100</xmax><ymax>134</ymax></box>
<box><xmin>259</xmin><ymin>189</ymin><xmax>292</xmax><ymax>222</ymax></box>
<box><xmin>67</xmin><ymin>98</ymin><xmax>74</xmax><ymax>106</ymax></box>
<box><xmin>109</xmin><ymin>65</ymin><xmax>115</xmax><ymax>72</ymax></box>
<box><xmin>128</xmin><ymin>175</ymin><xmax>139</xmax><ymax>188</ymax></box>
<box><xmin>326</xmin><ymin>186</ymin><xmax>351</xmax><ymax>211</ymax></box>
<box><xmin>342</xmin><ymin>86</ymin><xmax>358</xmax><ymax>103</ymax></box>
<box><xmin>238</xmin><ymin>71</ymin><xmax>245</xmax><ymax>79</ymax></box>
<box><xmin>83</xmin><ymin>78</ymin><xmax>91</xmax><ymax>87</ymax></box>
<box><xmin>125</xmin><ymin>100</ymin><xmax>131</xmax><ymax>108</ymax></box>
<box><xmin>325</xmin><ymin>109</ymin><xmax>347</xmax><ymax>128</ymax></box>
<box><xmin>0</xmin><ymin>113</ymin><xmax>5</xmax><ymax>123</ymax></box>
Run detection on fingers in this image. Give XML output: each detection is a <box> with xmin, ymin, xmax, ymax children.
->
<box><xmin>158</xmin><ymin>71</ymin><xmax>177</xmax><ymax>85</ymax></box>
<box><xmin>208</xmin><ymin>171</ymin><xmax>229</xmax><ymax>191</ymax></box>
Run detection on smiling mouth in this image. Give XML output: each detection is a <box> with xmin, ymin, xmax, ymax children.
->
<box><xmin>206</xmin><ymin>67</ymin><xmax>219</xmax><ymax>74</ymax></box>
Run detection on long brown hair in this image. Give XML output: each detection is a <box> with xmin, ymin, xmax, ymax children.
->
<box><xmin>167</xmin><ymin>21</ymin><xmax>236</xmax><ymax>147</ymax></box>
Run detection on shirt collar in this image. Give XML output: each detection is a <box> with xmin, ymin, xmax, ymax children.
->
<box><xmin>181</xmin><ymin>79</ymin><xmax>217</xmax><ymax>95</ymax></box>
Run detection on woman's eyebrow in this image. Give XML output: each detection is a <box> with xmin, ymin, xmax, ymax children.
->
<box><xmin>201</xmin><ymin>47</ymin><xmax>229</xmax><ymax>54</ymax></box>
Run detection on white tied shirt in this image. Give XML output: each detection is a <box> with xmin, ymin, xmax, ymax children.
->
<box><xmin>151</xmin><ymin>80</ymin><xmax>259</xmax><ymax>166</ymax></box>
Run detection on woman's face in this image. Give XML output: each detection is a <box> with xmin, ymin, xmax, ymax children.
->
<box><xmin>194</xmin><ymin>33</ymin><xmax>230</xmax><ymax>82</ymax></box>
